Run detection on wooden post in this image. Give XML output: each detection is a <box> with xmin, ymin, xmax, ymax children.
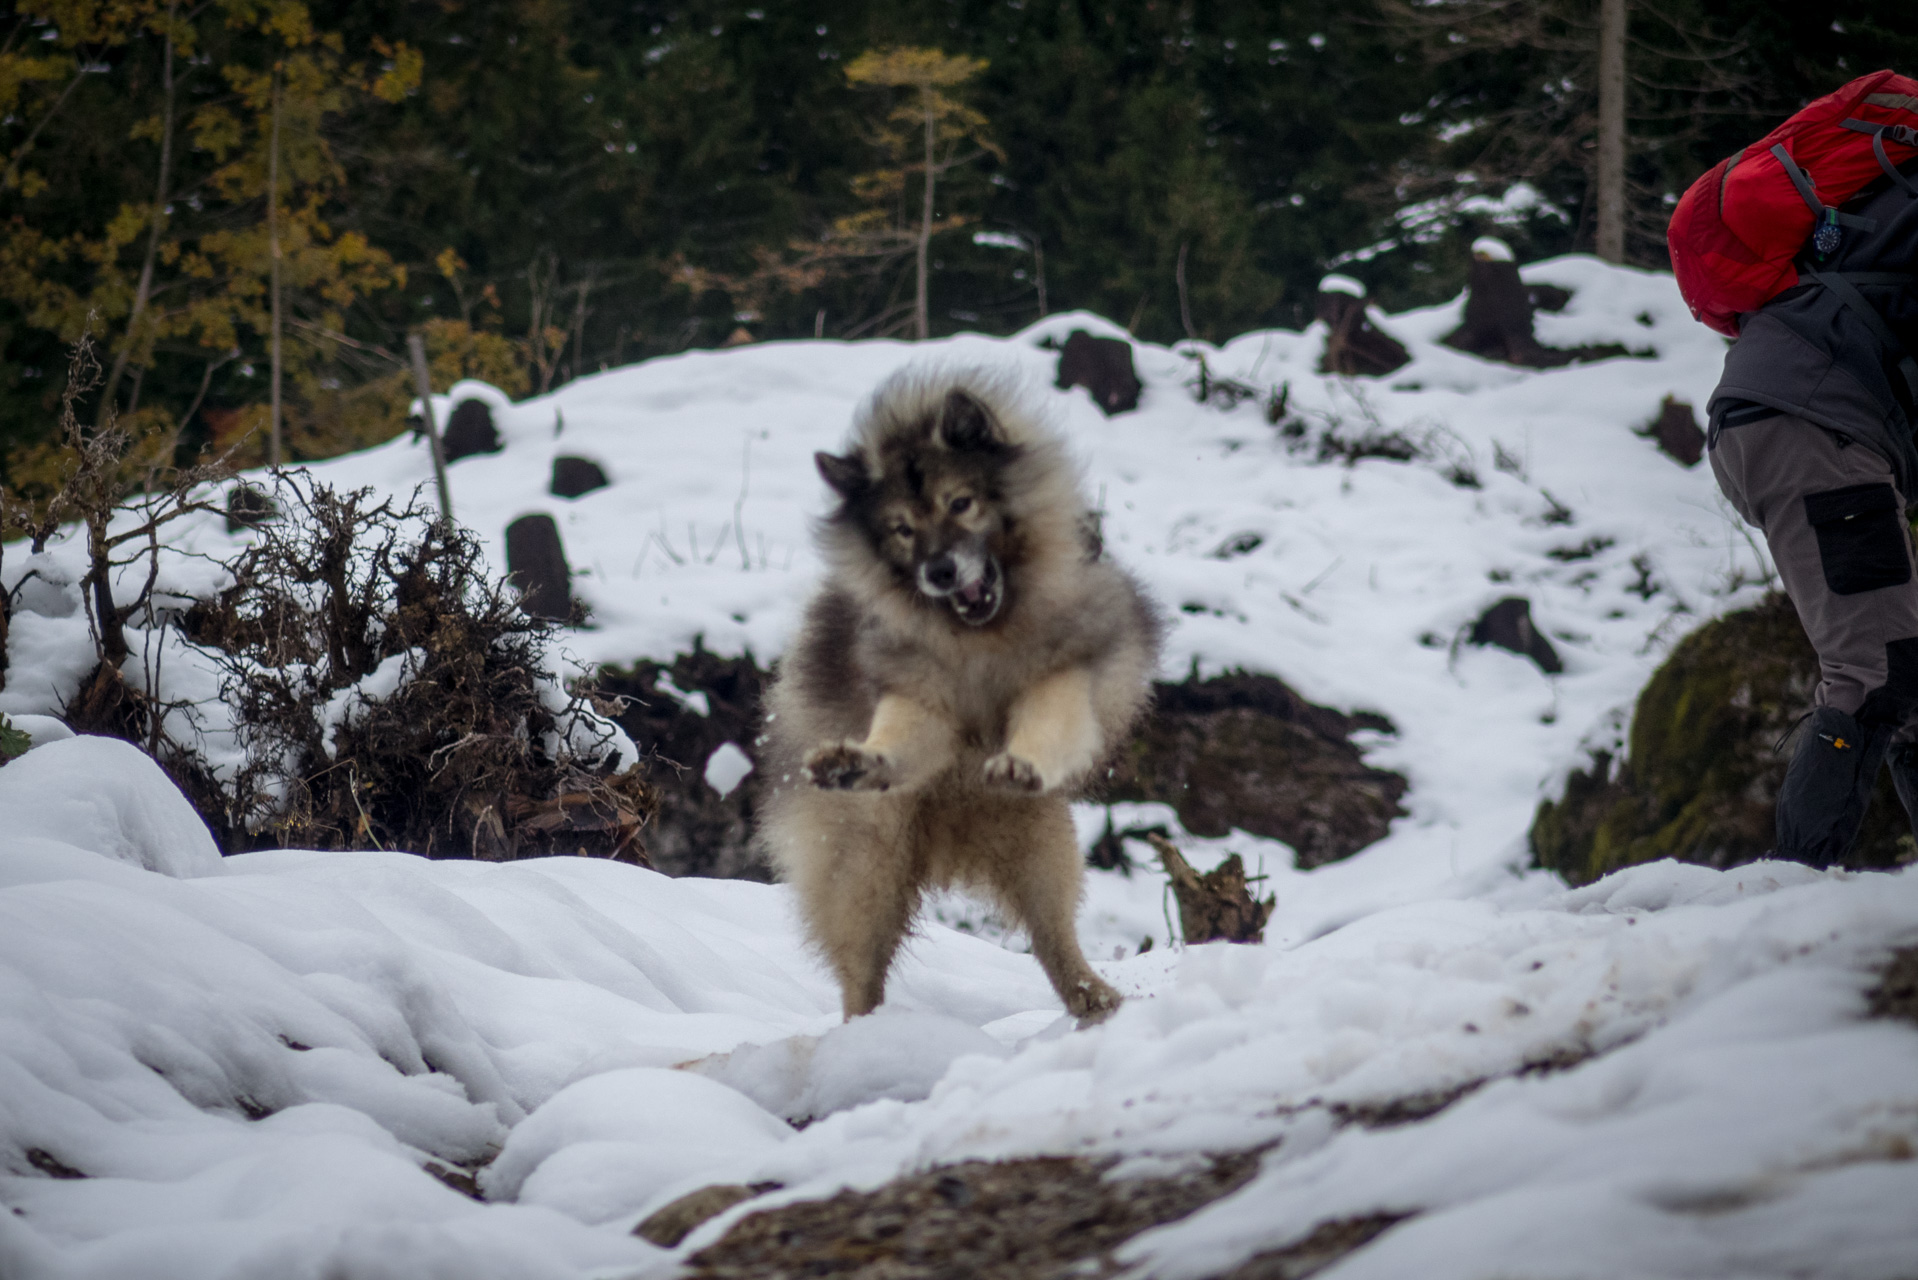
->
<box><xmin>916</xmin><ymin>84</ymin><xmax>934</xmax><ymax>341</ymax></box>
<box><xmin>1595</xmin><ymin>0</ymin><xmax>1628</xmax><ymax>264</ymax></box>
<box><xmin>268</xmin><ymin>64</ymin><xmax>284</xmax><ymax>466</ymax></box>
<box><xmin>407</xmin><ymin>334</ymin><xmax>454</xmax><ymax>523</ymax></box>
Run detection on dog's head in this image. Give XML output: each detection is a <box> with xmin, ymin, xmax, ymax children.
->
<box><xmin>816</xmin><ymin>387</ymin><xmax>1015</xmax><ymax>626</ymax></box>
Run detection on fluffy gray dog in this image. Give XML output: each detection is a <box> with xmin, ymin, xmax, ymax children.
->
<box><xmin>757</xmin><ymin>369</ymin><xmax>1162</xmax><ymax>1023</ymax></box>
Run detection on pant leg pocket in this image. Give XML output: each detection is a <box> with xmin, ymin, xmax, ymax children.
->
<box><xmin>1804</xmin><ymin>483</ymin><xmax>1913</xmax><ymax>595</ymax></box>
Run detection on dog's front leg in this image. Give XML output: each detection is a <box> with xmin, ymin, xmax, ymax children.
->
<box><xmin>983</xmin><ymin>667</ymin><xmax>1101</xmax><ymax>793</ymax></box>
<box><xmin>805</xmin><ymin>693</ymin><xmax>956</xmax><ymax>792</ymax></box>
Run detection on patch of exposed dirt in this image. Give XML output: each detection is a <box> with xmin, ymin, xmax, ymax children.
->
<box><xmin>423</xmin><ymin>1159</ymin><xmax>484</xmax><ymax>1201</ymax></box>
<box><xmin>598</xmin><ymin>642</ymin><xmax>771</xmax><ymax>880</ymax></box>
<box><xmin>638</xmin><ymin>1181</ymin><xmax>786</xmax><ymax>1247</ymax></box>
<box><xmin>1301</xmin><ymin>1041</ymin><xmax>1597</xmax><ymax>1132</ymax></box>
<box><xmin>1328</xmin><ymin>1084</ymin><xmax>1484</xmax><ymax>1130</ymax></box>
<box><xmin>1867</xmin><ymin>946</ymin><xmax>1918</xmax><ymax>1027</ymax></box>
<box><xmin>1103</xmin><ymin>670</ymin><xmax>1407</xmax><ymax>868</ymax></box>
<box><xmin>670</xmin><ymin>1045</ymin><xmax>1620</xmax><ymax>1278</ymax></box>
<box><xmin>608</xmin><ymin>658</ymin><xmax>1406</xmax><ymax>880</ymax></box>
<box><xmin>24</xmin><ymin>1148</ymin><xmax>85</xmax><ymax>1179</ymax></box>
<box><xmin>1213</xmin><ymin>1214</ymin><xmax>1411</xmax><ymax>1280</ymax></box>
<box><xmin>682</xmin><ymin>1152</ymin><xmax>1261</xmax><ymax>1279</ymax></box>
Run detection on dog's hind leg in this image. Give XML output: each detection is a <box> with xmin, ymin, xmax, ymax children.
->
<box><xmin>783</xmin><ymin>795</ymin><xmax>922</xmax><ymax>1018</ymax></box>
<box><xmin>983</xmin><ymin>668</ymin><xmax>1101</xmax><ymax>794</ymax></box>
<box><xmin>806</xmin><ymin>693</ymin><xmax>957</xmax><ymax>794</ymax></box>
<box><xmin>990</xmin><ymin>797</ymin><xmax>1121</xmax><ymax>1024</ymax></box>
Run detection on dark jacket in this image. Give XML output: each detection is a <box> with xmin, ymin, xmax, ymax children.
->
<box><xmin>1709</xmin><ymin>175</ymin><xmax>1918</xmax><ymax>498</ymax></box>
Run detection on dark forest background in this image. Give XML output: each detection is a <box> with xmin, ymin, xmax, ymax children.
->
<box><xmin>2</xmin><ymin>0</ymin><xmax>1913</xmax><ymax>483</ymax></box>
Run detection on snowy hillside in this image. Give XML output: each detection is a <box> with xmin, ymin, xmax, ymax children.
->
<box><xmin>3</xmin><ymin>257</ymin><xmax>1915</xmax><ymax>1279</ymax></box>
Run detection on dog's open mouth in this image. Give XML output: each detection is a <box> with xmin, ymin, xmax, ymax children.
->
<box><xmin>949</xmin><ymin>558</ymin><xmax>1002</xmax><ymax>625</ymax></box>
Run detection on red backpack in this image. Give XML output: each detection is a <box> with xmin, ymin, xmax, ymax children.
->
<box><xmin>1669</xmin><ymin>70</ymin><xmax>1918</xmax><ymax>337</ymax></box>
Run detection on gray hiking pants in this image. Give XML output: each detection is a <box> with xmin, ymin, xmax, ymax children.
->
<box><xmin>1711</xmin><ymin>414</ymin><xmax>1918</xmax><ymax>723</ymax></box>
<box><xmin>1709</xmin><ymin>413</ymin><xmax>1918</xmax><ymax>863</ymax></box>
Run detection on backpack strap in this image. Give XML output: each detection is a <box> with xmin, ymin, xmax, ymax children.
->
<box><xmin>1771</xmin><ymin>144</ymin><xmax>1880</xmax><ymax>229</ymax></box>
<box><xmin>1801</xmin><ymin>267</ymin><xmax>1918</xmax><ymax>402</ymax></box>
<box><xmin>1841</xmin><ymin>118</ymin><xmax>1918</xmax><ymax>196</ymax></box>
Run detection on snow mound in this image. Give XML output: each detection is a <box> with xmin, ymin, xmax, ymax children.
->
<box><xmin>483</xmin><ymin>1067</ymin><xmax>790</xmax><ymax>1225</ymax></box>
<box><xmin>0</xmin><ymin>744</ymin><xmax>1914</xmax><ymax>1278</ymax></box>
<box><xmin>687</xmin><ymin>1008</ymin><xmax>1013</xmax><ymax>1124</ymax></box>
<box><xmin>0</xmin><ymin>736</ymin><xmax>220</xmax><ymax>878</ymax></box>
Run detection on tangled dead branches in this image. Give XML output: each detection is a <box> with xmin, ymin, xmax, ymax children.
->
<box><xmin>186</xmin><ymin>474</ymin><xmax>656</xmax><ymax>859</ymax></box>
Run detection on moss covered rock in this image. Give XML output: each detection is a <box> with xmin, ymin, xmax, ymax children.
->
<box><xmin>1532</xmin><ymin>593</ymin><xmax>1910</xmax><ymax>884</ymax></box>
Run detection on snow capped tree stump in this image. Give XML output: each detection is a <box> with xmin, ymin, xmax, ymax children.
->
<box><xmin>1442</xmin><ymin>239</ymin><xmax>1627</xmax><ymax>369</ymax></box>
<box><xmin>1315</xmin><ymin>275</ymin><xmax>1409</xmax><ymax>377</ymax></box>
<box><xmin>1644</xmin><ymin>395</ymin><xmax>1704</xmax><ymax>467</ymax></box>
<box><xmin>1444</xmin><ymin>240</ymin><xmax>1556</xmax><ymax>366</ymax></box>
<box><xmin>549</xmin><ymin>455</ymin><xmax>609</xmax><ymax>499</ymax></box>
<box><xmin>1055</xmin><ymin>330</ymin><xmax>1142</xmax><ymax>415</ymax></box>
<box><xmin>505</xmin><ymin>514</ymin><xmax>572</xmax><ymax>620</ymax></box>
<box><xmin>1469</xmin><ymin>596</ymin><xmax>1563</xmax><ymax>674</ymax></box>
<box><xmin>441</xmin><ymin>398</ymin><xmax>503</xmax><ymax>462</ymax></box>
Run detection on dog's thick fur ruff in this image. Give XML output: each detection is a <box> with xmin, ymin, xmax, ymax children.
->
<box><xmin>757</xmin><ymin>369</ymin><xmax>1162</xmax><ymax>1021</ymax></box>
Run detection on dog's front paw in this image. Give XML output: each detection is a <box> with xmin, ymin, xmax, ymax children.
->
<box><xmin>805</xmin><ymin>742</ymin><xmax>893</xmax><ymax>791</ymax></box>
<box><xmin>981</xmin><ymin>752</ymin><xmax>1044</xmax><ymax>793</ymax></box>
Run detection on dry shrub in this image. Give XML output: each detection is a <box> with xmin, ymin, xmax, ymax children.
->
<box><xmin>187</xmin><ymin>473</ymin><xmax>655</xmax><ymax>859</ymax></box>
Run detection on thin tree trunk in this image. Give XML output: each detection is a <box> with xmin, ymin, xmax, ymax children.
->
<box><xmin>1176</xmin><ymin>241</ymin><xmax>1197</xmax><ymax>341</ymax></box>
<box><xmin>268</xmin><ymin>64</ymin><xmax>284</xmax><ymax>467</ymax></box>
<box><xmin>565</xmin><ymin>271</ymin><xmax>593</xmax><ymax>384</ymax></box>
<box><xmin>1032</xmin><ymin>236</ymin><xmax>1046</xmax><ymax>318</ymax></box>
<box><xmin>916</xmin><ymin>88</ymin><xmax>934</xmax><ymax>341</ymax></box>
<box><xmin>529</xmin><ymin>250</ymin><xmax>562</xmax><ymax>393</ymax></box>
<box><xmin>99</xmin><ymin>0</ymin><xmax>179</xmax><ymax>426</ymax></box>
<box><xmin>1595</xmin><ymin>0</ymin><xmax>1628</xmax><ymax>264</ymax></box>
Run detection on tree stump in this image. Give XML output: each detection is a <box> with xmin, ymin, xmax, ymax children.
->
<box><xmin>1444</xmin><ymin>246</ymin><xmax>1556</xmax><ymax>366</ymax></box>
<box><xmin>505</xmin><ymin>514</ymin><xmax>572</xmax><ymax>620</ymax></box>
<box><xmin>442</xmin><ymin>399</ymin><xmax>502</xmax><ymax>462</ymax></box>
<box><xmin>1645</xmin><ymin>396</ymin><xmax>1704</xmax><ymax>467</ymax></box>
<box><xmin>1145</xmin><ymin>833</ymin><xmax>1274</xmax><ymax>944</ymax></box>
<box><xmin>1316</xmin><ymin>280</ymin><xmax>1410</xmax><ymax>377</ymax></box>
<box><xmin>1056</xmin><ymin>330</ymin><xmax>1142</xmax><ymax>415</ymax></box>
<box><xmin>1469</xmin><ymin>596</ymin><xmax>1563</xmax><ymax>674</ymax></box>
<box><xmin>550</xmin><ymin>455</ymin><xmax>609</xmax><ymax>499</ymax></box>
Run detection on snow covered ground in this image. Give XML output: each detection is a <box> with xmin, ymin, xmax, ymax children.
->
<box><xmin>3</xmin><ymin>257</ymin><xmax>1915</xmax><ymax>1278</ymax></box>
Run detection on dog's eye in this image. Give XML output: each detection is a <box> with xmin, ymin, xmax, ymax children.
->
<box><xmin>949</xmin><ymin>496</ymin><xmax>972</xmax><ymax>515</ymax></box>
<box><xmin>890</xmin><ymin>522</ymin><xmax>912</xmax><ymax>539</ymax></box>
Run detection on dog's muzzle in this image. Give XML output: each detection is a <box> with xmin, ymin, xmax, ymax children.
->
<box><xmin>918</xmin><ymin>545</ymin><xmax>1003</xmax><ymax>625</ymax></box>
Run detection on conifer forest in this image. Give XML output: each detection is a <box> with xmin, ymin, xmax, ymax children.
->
<box><xmin>1</xmin><ymin>1</ymin><xmax>1912</xmax><ymax>479</ymax></box>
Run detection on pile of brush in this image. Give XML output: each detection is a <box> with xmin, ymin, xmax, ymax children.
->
<box><xmin>182</xmin><ymin>475</ymin><xmax>656</xmax><ymax>860</ymax></box>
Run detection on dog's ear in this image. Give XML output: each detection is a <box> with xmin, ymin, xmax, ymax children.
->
<box><xmin>815</xmin><ymin>450</ymin><xmax>869</xmax><ymax>498</ymax></box>
<box><xmin>938</xmin><ymin>389</ymin><xmax>1003</xmax><ymax>452</ymax></box>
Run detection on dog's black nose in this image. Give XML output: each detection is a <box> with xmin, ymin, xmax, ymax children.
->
<box><xmin>923</xmin><ymin>554</ymin><xmax>958</xmax><ymax>591</ymax></box>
